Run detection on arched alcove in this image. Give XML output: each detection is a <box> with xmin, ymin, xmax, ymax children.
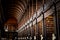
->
<box><xmin>4</xmin><ymin>17</ymin><xmax>18</xmax><ymax>32</ymax></box>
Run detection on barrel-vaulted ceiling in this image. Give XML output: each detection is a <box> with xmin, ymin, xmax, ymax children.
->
<box><xmin>1</xmin><ymin>0</ymin><xmax>42</xmax><ymax>29</ymax></box>
<box><xmin>1</xmin><ymin>0</ymin><xmax>29</xmax><ymax>23</ymax></box>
